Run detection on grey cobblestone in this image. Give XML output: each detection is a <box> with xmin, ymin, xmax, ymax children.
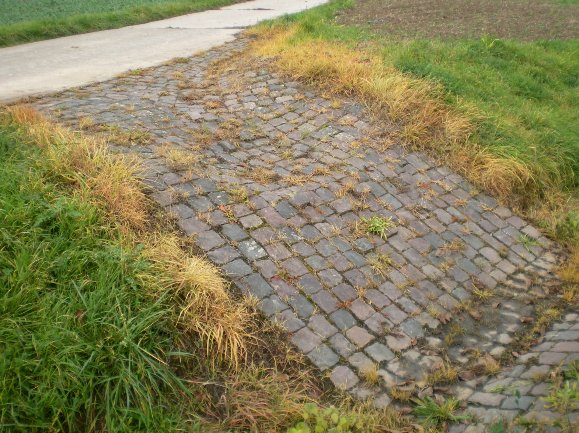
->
<box><xmin>33</xmin><ymin>37</ymin><xmax>569</xmax><ymax>424</ymax></box>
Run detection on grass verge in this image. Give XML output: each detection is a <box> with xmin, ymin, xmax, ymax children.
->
<box><xmin>0</xmin><ymin>106</ymin><xmax>420</xmax><ymax>432</ymax></box>
<box><xmin>248</xmin><ymin>0</ymin><xmax>579</xmax><ymax>248</ymax></box>
<box><xmin>0</xmin><ymin>0</ymin><xmax>240</xmax><ymax>47</ymax></box>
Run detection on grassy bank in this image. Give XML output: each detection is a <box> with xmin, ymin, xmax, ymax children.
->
<box><xmin>0</xmin><ymin>109</ymin><xmax>193</xmax><ymax>431</ymax></box>
<box><xmin>249</xmin><ymin>0</ymin><xmax>579</xmax><ymax>247</ymax></box>
<box><xmin>0</xmin><ymin>0</ymin><xmax>240</xmax><ymax>47</ymax></box>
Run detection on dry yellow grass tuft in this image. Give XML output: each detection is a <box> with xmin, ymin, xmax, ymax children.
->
<box><xmin>559</xmin><ymin>250</ymin><xmax>579</xmax><ymax>285</ymax></box>
<box><xmin>249</xmin><ymin>26</ymin><xmax>536</xmax><ymax>204</ymax></box>
<box><xmin>425</xmin><ymin>363</ymin><xmax>459</xmax><ymax>385</ymax></box>
<box><xmin>143</xmin><ymin>235</ymin><xmax>256</xmax><ymax>369</ymax></box>
<box><xmin>5</xmin><ymin>105</ymin><xmax>147</xmax><ymax>231</ymax></box>
<box><xmin>215</xmin><ymin>367</ymin><xmax>315</xmax><ymax>431</ymax></box>
<box><xmin>155</xmin><ymin>144</ymin><xmax>200</xmax><ymax>170</ymax></box>
<box><xmin>361</xmin><ymin>364</ymin><xmax>380</xmax><ymax>384</ymax></box>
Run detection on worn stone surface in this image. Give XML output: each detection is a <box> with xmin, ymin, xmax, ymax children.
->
<box><xmin>31</xmin><ymin>38</ymin><xmax>575</xmax><ymax>430</ymax></box>
<box><xmin>449</xmin><ymin>312</ymin><xmax>579</xmax><ymax>432</ymax></box>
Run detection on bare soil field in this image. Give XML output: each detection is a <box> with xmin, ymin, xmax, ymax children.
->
<box><xmin>337</xmin><ymin>0</ymin><xmax>579</xmax><ymax>40</ymax></box>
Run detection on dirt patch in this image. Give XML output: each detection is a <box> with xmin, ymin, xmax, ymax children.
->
<box><xmin>337</xmin><ymin>0</ymin><xmax>579</xmax><ymax>40</ymax></box>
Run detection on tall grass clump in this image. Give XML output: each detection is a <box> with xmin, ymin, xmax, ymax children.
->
<box><xmin>8</xmin><ymin>106</ymin><xmax>147</xmax><ymax>231</ymax></box>
<box><xmin>249</xmin><ymin>0</ymin><xmax>578</xmax><ymax>247</ymax></box>
<box><xmin>0</xmin><ymin>120</ymin><xmax>190</xmax><ymax>432</ymax></box>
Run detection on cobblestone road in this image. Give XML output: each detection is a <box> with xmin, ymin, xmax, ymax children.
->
<box><xmin>30</xmin><ymin>38</ymin><xmax>577</xmax><ymax>431</ymax></box>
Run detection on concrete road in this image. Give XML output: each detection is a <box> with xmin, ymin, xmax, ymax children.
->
<box><xmin>0</xmin><ymin>0</ymin><xmax>327</xmax><ymax>103</ymax></box>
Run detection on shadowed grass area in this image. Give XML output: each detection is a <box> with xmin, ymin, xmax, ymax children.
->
<box><xmin>249</xmin><ymin>0</ymin><xmax>579</xmax><ymax>247</ymax></box>
<box><xmin>0</xmin><ymin>0</ymin><xmax>240</xmax><ymax>47</ymax></box>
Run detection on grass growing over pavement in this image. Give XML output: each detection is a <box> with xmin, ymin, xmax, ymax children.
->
<box><xmin>0</xmin><ymin>0</ymin><xmax>240</xmax><ymax>47</ymax></box>
<box><xmin>0</xmin><ymin>106</ymin><xmax>421</xmax><ymax>432</ymax></box>
<box><xmin>249</xmin><ymin>0</ymin><xmax>579</xmax><ymax>247</ymax></box>
<box><xmin>0</xmin><ymin>106</ymin><xmax>258</xmax><ymax>431</ymax></box>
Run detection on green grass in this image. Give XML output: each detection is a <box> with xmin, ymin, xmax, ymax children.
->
<box><xmin>0</xmin><ymin>0</ymin><xmax>240</xmax><ymax>47</ymax></box>
<box><xmin>0</xmin><ymin>124</ymin><xmax>198</xmax><ymax>431</ymax></box>
<box><xmin>412</xmin><ymin>397</ymin><xmax>470</xmax><ymax>427</ymax></box>
<box><xmin>255</xmin><ymin>0</ymin><xmax>579</xmax><ymax>244</ymax></box>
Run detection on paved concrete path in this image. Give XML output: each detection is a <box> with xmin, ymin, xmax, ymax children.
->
<box><xmin>0</xmin><ymin>0</ymin><xmax>326</xmax><ymax>103</ymax></box>
<box><xmin>30</xmin><ymin>38</ymin><xmax>576</xmax><ymax>431</ymax></box>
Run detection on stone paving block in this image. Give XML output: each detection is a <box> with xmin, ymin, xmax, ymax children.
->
<box><xmin>330</xmin><ymin>365</ymin><xmax>359</xmax><ymax>390</ymax></box>
<box><xmin>311</xmin><ymin>290</ymin><xmax>339</xmax><ymax>314</ymax></box>
<box><xmin>288</xmin><ymin>294</ymin><xmax>314</xmax><ymax>319</ymax></box>
<box><xmin>167</xmin><ymin>203</ymin><xmax>194</xmax><ymax>219</ymax></box>
<box><xmin>239</xmin><ymin>214</ymin><xmax>263</xmax><ymax>229</ymax></box>
<box><xmin>259</xmin><ymin>295</ymin><xmax>288</xmax><ymax>317</ymax></box>
<box><xmin>501</xmin><ymin>396</ymin><xmax>535</xmax><ymax>411</ymax></box>
<box><xmin>196</xmin><ymin>230</ymin><xmax>225</xmax><ymax>251</ymax></box>
<box><xmin>308</xmin><ymin>314</ymin><xmax>338</xmax><ymax>340</ymax></box>
<box><xmin>365</xmin><ymin>342</ymin><xmax>395</xmax><ymax>363</ymax></box>
<box><xmin>221</xmin><ymin>223</ymin><xmax>249</xmax><ymax>241</ymax></box>
<box><xmin>308</xmin><ymin>344</ymin><xmax>339</xmax><ymax>371</ymax></box>
<box><xmin>551</xmin><ymin>341</ymin><xmax>579</xmax><ymax>352</ymax></box>
<box><xmin>538</xmin><ymin>351</ymin><xmax>566</xmax><ymax>365</ymax></box>
<box><xmin>329</xmin><ymin>333</ymin><xmax>356</xmax><ymax>358</ymax></box>
<box><xmin>239</xmin><ymin>273</ymin><xmax>274</xmax><ymax>299</ymax></box>
<box><xmin>298</xmin><ymin>273</ymin><xmax>324</xmax><ymax>294</ymax></box>
<box><xmin>275</xmin><ymin>309</ymin><xmax>305</xmax><ymax>333</ymax></box>
<box><xmin>468</xmin><ymin>392</ymin><xmax>506</xmax><ymax>407</ymax></box>
<box><xmin>291</xmin><ymin>327</ymin><xmax>322</xmax><ymax>354</ymax></box>
<box><xmin>364</xmin><ymin>289</ymin><xmax>391</xmax><ymax>309</ymax></box>
<box><xmin>330</xmin><ymin>284</ymin><xmax>356</xmax><ymax>303</ymax></box>
<box><xmin>348</xmin><ymin>352</ymin><xmax>375</xmax><ymax>372</ymax></box>
<box><xmin>382</xmin><ymin>304</ymin><xmax>407</xmax><ymax>325</ymax></box>
<box><xmin>250</xmin><ymin>226</ymin><xmax>276</xmax><ymax>244</ymax></box>
<box><xmin>330</xmin><ymin>309</ymin><xmax>357</xmax><ymax>331</ymax></box>
<box><xmin>316</xmin><ymin>267</ymin><xmax>344</xmax><ymax>288</ymax></box>
<box><xmin>178</xmin><ymin>217</ymin><xmax>210</xmax><ymax>235</ymax></box>
<box><xmin>346</xmin><ymin>326</ymin><xmax>375</xmax><ymax>348</ymax></box>
<box><xmin>238</xmin><ymin>239</ymin><xmax>267</xmax><ymax>261</ymax></box>
<box><xmin>265</xmin><ymin>242</ymin><xmax>292</xmax><ymax>261</ymax></box>
<box><xmin>208</xmin><ymin>245</ymin><xmax>240</xmax><ymax>265</ymax></box>
<box><xmin>223</xmin><ymin>258</ymin><xmax>253</xmax><ymax>277</ymax></box>
<box><xmin>364</xmin><ymin>312</ymin><xmax>392</xmax><ymax>336</ymax></box>
<box><xmin>349</xmin><ymin>298</ymin><xmax>376</xmax><ymax>321</ymax></box>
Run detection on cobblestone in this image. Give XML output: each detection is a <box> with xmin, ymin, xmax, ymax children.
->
<box><xmin>32</xmin><ymin>37</ymin><xmax>572</xmax><ymax>428</ymax></box>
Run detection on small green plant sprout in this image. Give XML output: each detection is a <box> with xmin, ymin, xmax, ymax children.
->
<box><xmin>362</xmin><ymin>216</ymin><xmax>395</xmax><ymax>239</ymax></box>
<box><xmin>287</xmin><ymin>403</ymin><xmax>363</xmax><ymax>433</ymax></box>
<box><xmin>489</xmin><ymin>421</ymin><xmax>509</xmax><ymax>433</ymax></box>
<box><xmin>543</xmin><ymin>362</ymin><xmax>579</xmax><ymax>414</ymax></box>
<box><xmin>368</xmin><ymin>253</ymin><xmax>394</xmax><ymax>277</ymax></box>
<box><xmin>543</xmin><ymin>380</ymin><xmax>578</xmax><ymax>413</ymax></box>
<box><xmin>412</xmin><ymin>396</ymin><xmax>470</xmax><ymax>427</ymax></box>
<box><xmin>563</xmin><ymin>360</ymin><xmax>579</xmax><ymax>381</ymax></box>
<box><xmin>518</xmin><ymin>234</ymin><xmax>540</xmax><ymax>250</ymax></box>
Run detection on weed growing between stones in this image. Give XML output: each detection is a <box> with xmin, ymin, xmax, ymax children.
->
<box><xmin>361</xmin><ymin>216</ymin><xmax>395</xmax><ymax>239</ymax></box>
<box><xmin>412</xmin><ymin>396</ymin><xmax>470</xmax><ymax>427</ymax></box>
<box><xmin>543</xmin><ymin>361</ymin><xmax>579</xmax><ymax>414</ymax></box>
